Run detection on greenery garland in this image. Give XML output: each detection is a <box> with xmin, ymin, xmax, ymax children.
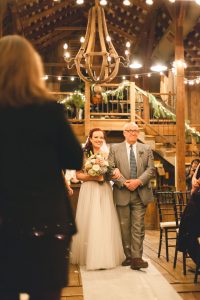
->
<box><xmin>91</xmin><ymin>83</ymin><xmax>129</xmax><ymax>103</ymax></box>
<box><xmin>59</xmin><ymin>82</ymin><xmax>200</xmax><ymax>141</ymax></box>
<box><xmin>135</xmin><ymin>85</ymin><xmax>200</xmax><ymax>142</ymax></box>
<box><xmin>61</xmin><ymin>91</ymin><xmax>85</xmax><ymax>110</ymax></box>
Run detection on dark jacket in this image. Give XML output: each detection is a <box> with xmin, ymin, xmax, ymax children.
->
<box><xmin>0</xmin><ymin>101</ymin><xmax>83</xmax><ymax>236</ymax></box>
<box><xmin>178</xmin><ymin>191</ymin><xmax>200</xmax><ymax>264</ymax></box>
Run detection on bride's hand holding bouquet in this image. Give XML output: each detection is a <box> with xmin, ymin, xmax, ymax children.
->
<box><xmin>84</xmin><ymin>152</ymin><xmax>109</xmax><ymax>183</ymax></box>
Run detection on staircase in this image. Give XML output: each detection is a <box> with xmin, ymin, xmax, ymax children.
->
<box><xmin>138</xmin><ymin>127</ymin><xmax>175</xmax><ymax>166</ymax></box>
<box><xmin>136</xmin><ymin>114</ymin><xmax>176</xmax><ymax>166</ymax></box>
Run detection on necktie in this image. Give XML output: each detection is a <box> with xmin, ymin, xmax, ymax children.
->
<box><xmin>130</xmin><ymin>145</ymin><xmax>137</xmax><ymax>179</ymax></box>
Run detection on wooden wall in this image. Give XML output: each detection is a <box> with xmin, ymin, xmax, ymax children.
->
<box><xmin>186</xmin><ymin>85</ymin><xmax>200</xmax><ymax>125</ymax></box>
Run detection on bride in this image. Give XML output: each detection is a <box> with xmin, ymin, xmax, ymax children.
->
<box><xmin>70</xmin><ymin>128</ymin><xmax>125</xmax><ymax>270</ymax></box>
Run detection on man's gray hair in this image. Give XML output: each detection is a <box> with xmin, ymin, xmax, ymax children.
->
<box><xmin>123</xmin><ymin>122</ymin><xmax>139</xmax><ymax>131</ymax></box>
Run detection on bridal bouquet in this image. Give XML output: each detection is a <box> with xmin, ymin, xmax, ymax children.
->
<box><xmin>84</xmin><ymin>152</ymin><xmax>109</xmax><ymax>177</ymax></box>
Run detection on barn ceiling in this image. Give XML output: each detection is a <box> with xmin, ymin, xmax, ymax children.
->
<box><xmin>1</xmin><ymin>0</ymin><xmax>200</xmax><ymax>81</ymax></box>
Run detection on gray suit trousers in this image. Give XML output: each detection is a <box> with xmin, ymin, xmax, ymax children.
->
<box><xmin>116</xmin><ymin>190</ymin><xmax>147</xmax><ymax>259</ymax></box>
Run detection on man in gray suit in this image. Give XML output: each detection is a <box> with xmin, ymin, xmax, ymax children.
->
<box><xmin>109</xmin><ymin>122</ymin><xmax>155</xmax><ymax>270</ymax></box>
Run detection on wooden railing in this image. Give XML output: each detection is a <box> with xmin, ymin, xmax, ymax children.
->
<box><xmin>50</xmin><ymin>83</ymin><xmax>200</xmax><ymax>159</ymax></box>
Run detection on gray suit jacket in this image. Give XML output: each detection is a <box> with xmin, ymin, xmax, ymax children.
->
<box><xmin>108</xmin><ymin>141</ymin><xmax>155</xmax><ymax>206</ymax></box>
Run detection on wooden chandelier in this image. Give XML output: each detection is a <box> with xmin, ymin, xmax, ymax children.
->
<box><xmin>65</xmin><ymin>2</ymin><xmax>121</xmax><ymax>84</ymax></box>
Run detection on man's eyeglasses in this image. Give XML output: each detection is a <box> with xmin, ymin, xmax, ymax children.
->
<box><xmin>124</xmin><ymin>129</ymin><xmax>139</xmax><ymax>134</ymax></box>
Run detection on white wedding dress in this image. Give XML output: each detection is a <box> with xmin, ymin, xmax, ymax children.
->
<box><xmin>70</xmin><ymin>180</ymin><xmax>125</xmax><ymax>270</ymax></box>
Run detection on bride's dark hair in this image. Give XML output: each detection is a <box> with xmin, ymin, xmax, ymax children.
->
<box><xmin>83</xmin><ymin>128</ymin><xmax>105</xmax><ymax>156</ymax></box>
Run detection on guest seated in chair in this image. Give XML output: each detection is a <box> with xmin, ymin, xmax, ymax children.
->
<box><xmin>178</xmin><ymin>164</ymin><xmax>200</xmax><ymax>266</ymax></box>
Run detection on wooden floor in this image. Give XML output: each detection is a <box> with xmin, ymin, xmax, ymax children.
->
<box><xmin>60</xmin><ymin>230</ymin><xmax>200</xmax><ymax>300</ymax></box>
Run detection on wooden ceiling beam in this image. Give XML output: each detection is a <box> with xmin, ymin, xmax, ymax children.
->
<box><xmin>55</xmin><ymin>26</ymin><xmax>86</xmax><ymax>31</ymax></box>
<box><xmin>0</xmin><ymin>0</ymin><xmax>8</xmax><ymax>37</ymax></box>
<box><xmin>9</xmin><ymin>2</ymin><xmax>24</xmax><ymax>34</ymax></box>
<box><xmin>32</xmin><ymin>18</ymin><xmax>82</xmax><ymax>47</ymax></box>
<box><xmin>24</xmin><ymin>9</ymin><xmax>83</xmax><ymax>40</ymax></box>
<box><xmin>21</xmin><ymin>0</ymin><xmax>73</xmax><ymax>27</ymax></box>
<box><xmin>108</xmin><ymin>24</ymin><xmax>137</xmax><ymax>43</ymax></box>
<box><xmin>162</xmin><ymin>0</ymin><xmax>176</xmax><ymax>21</ymax></box>
<box><xmin>37</xmin><ymin>30</ymin><xmax>73</xmax><ymax>50</ymax></box>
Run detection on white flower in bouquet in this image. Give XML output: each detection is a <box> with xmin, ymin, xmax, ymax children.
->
<box><xmin>84</xmin><ymin>152</ymin><xmax>109</xmax><ymax>177</ymax></box>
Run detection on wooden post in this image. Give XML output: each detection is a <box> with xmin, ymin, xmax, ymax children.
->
<box><xmin>130</xmin><ymin>82</ymin><xmax>135</xmax><ymax>122</ymax></box>
<box><xmin>0</xmin><ymin>0</ymin><xmax>6</xmax><ymax>37</ymax></box>
<box><xmin>143</xmin><ymin>95</ymin><xmax>150</xmax><ymax>123</ymax></box>
<box><xmin>84</xmin><ymin>82</ymin><xmax>91</xmax><ymax>136</ymax></box>
<box><xmin>175</xmin><ymin>2</ymin><xmax>186</xmax><ymax>191</ymax></box>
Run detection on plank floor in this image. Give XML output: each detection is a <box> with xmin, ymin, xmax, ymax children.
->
<box><xmin>60</xmin><ymin>230</ymin><xmax>200</xmax><ymax>300</ymax></box>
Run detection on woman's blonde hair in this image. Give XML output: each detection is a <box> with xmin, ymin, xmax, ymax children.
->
<box><xmin>0</xmin><ymin>35</ymin><xmax>54</xmax><ymax>107</ymax></box>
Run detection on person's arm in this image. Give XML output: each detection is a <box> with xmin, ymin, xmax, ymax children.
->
<box><xmin>63</xmin><ymin>171</ymin><xmax>73</xmax><ymax>196</ymax></box>
<box><xmin>192</xmin><ymin>164</ymin><xmax>200</xmax><ymax>193</ymax></box>
<box><xmin>76</xmin><ymin>170</ymin><xmax>104</xmax><ymax>182</ymax></box>
<box><xmin>107</xmin><ymin>144</ymin><xmax>127</xmax><ymax>188</ymax></box>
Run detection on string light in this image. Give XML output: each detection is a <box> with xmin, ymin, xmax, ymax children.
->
<box><xmin>42</xmin><ymin>70</ymin><xmax>200</xmax><ymax>85</ymax></box>
<box><xmin>76</xmin><ymin>0</ymin><xmax>84</xmax><ymax>4</ymax></box>
<box><xmin>123</xmin><ymin>0</ymin><xmax>131</xmax><ymax>6</ymax></box>
<box><xmin>146</xmin><ymin>0</ymin><xmax>153</xmax><ymax>5</ymax></box>
<box><xmin>100</xmin><ymin>0</ymin><xmax>107</xmax><ymax>5</ymax></box>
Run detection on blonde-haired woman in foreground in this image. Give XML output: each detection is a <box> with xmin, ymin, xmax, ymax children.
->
<box><xmin>0</xmin><ymin>35</ymin><xmax>82</xmax><ymax>300</ymax></box>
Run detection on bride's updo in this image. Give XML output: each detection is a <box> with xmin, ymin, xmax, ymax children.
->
<box><xmin>83</xmin><ymin>128</ymin><xmax>105</xmax><ymax>156</ymax></box>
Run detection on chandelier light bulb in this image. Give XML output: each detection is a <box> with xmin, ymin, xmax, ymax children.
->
<box><xmin>147</xmin><ymin>73</ymin><xmax>151</xmax><ymax>77</ymax></box>
<box><xmin>126</xmin><ymin>41</ymin><xmax>131</xmax><ymax>48</ymax></box>
<box><xmin>106</xmin><ymin>35</ymin><xmax>111</xmax><ymax>42</ymax></box>
<box><xmin>100</xmin><ymin>0</ymin><xmax>107</xmax><ymax>5</ymax></box>
<box><xmin>80</xmin><ymin>36</ymin><xmax>85</xmax><ymax>43</ymax></box>
<box><xmin>125</xmin><ymin>50</ymin><xmax>129</xmax><ymax>56</ymax></box>
<box><xmin>64</xmin><ymin>51</ymin><xmax>70</xmax><ymax>59</ymax></box>
<box><xmin>123</xmin><ymin>0</ymin><xmax>131</xmax><ymax>6</ymax></box>
<box><xmin>107</xmin><ymin>56</ymin><xmax>111</xmax><ymax>62</ymax></box>
<box><xmin>71</xmin><ymin>76</ymin><xmax>75</xmax><ymax>81</ymax></box>
<box><xmin>76</xmin><ymin>0</ymin><xmax>84</xmax><ymax>4</ymax></box>
<box><xmin>135</xmin><ymin>74</ymin><xmax>139</xmax><ymax>79</ymax></box>
<box><xmin>63</xmin><ymin>43</ymin><xmax>68</xmax><ymax>50</ymax></box>
<box><xmin>122</xmin><ymin>76</ymin><xmax>126</xmax><ymax>80</ymax></box>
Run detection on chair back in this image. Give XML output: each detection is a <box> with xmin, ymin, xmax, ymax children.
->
<box><xmin>156</xmin><ymin>191</ymin><xmax>177</xmax><ymax>225</ymax></box>
<box><xmin>173</xmin><ymin>191</ymin><xmax>190</xmax><ymax>225</ymax></box>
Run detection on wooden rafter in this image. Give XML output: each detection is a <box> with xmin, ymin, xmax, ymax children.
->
<box><xmin>55</xmin><ymin>26</ymin><xmax>86</xmax><ymax>31</ymax></box>
<box><xmin>108</xmin><ymin>23</ymin><xmax>137</xmax><ymax>43</ymax></box>
<box><xmin>21</xmin><ymin>1</ymin><xmax>74</xmax><ymax>27</ymax></box>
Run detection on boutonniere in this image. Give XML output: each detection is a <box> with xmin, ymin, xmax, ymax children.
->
<box><xmin>139</xmin><ymin>151</ymin><xmax>144</xmax><ymax>156</ymax></box>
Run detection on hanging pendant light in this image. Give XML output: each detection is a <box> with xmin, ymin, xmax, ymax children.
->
<box><xmin>64</xmin><ymin>1</ymin><xmax>129</xmax><ymax>84</ymax></box>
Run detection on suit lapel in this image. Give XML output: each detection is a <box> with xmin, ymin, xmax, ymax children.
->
<box><xmin>136</xmin><ymin>143</ymin><xmax>143</xmax><ymax>175</ymax></box>
<box><xmin>120</xmin><ymin>142</ymin><xmax>130</xmax><ymax>178</ymax></box>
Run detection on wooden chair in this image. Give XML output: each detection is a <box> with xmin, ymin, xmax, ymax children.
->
<box><xmin>173</xmin><ymin>191</ymin><xmax>190</xmax><ymax>275</ymax></box>
<box><xmin>156</xmin><ymin>191</ymin><xmax>178</xmax><ymax>261</ymax></box>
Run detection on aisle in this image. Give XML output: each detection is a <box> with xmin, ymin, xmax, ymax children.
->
<box><xmin>80</xmin><ymin>259</ymin><xmax>182</xmax><ymax>300</ymax></box>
